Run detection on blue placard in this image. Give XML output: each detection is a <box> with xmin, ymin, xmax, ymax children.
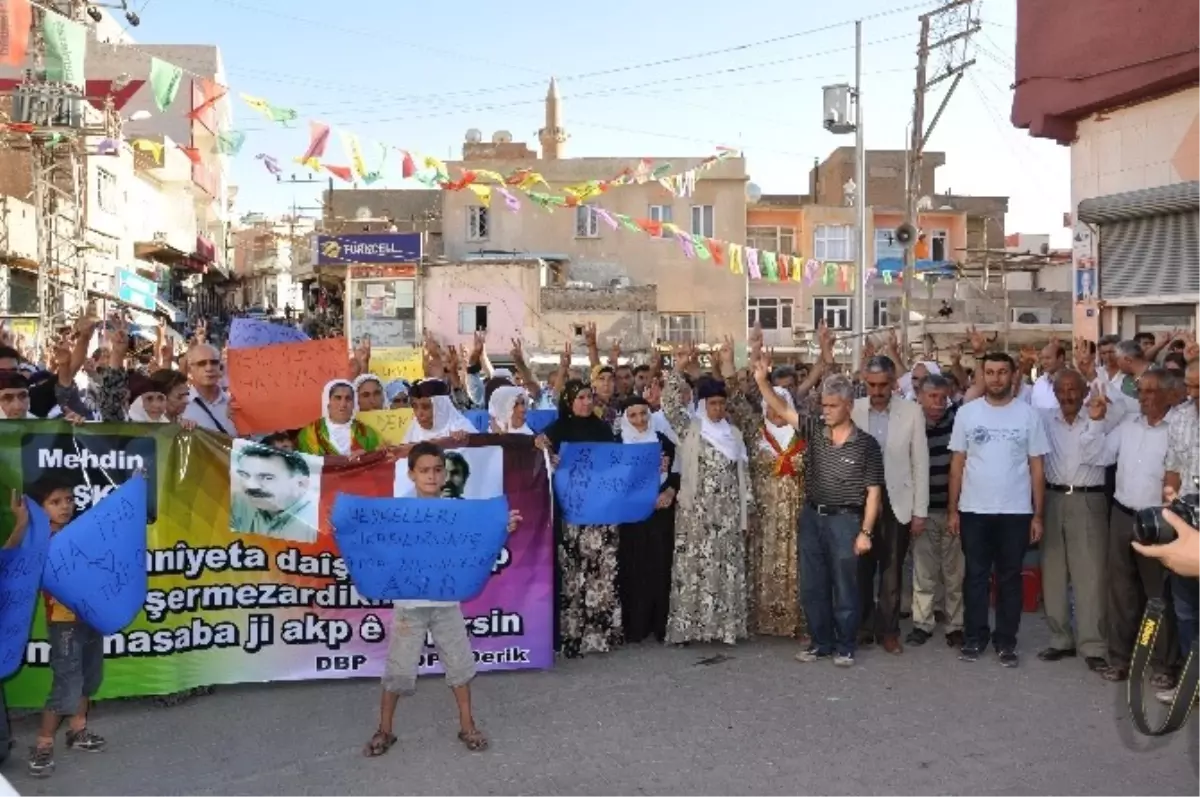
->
<box><xmin>526</xmin><ymin>409</ymin><xmax>557</xmax><ymax>434</ymax></box>
<box><xmin>316</xmin><ymin>233</ymin><xmax>422</xmax><ymax>265</ymax></box>
<box><xmin>228</xmin><ymin>317</ymin><xmax>310</xmax><ymax>349</ymax></box>
<box><xmin>554</xmin><ymin>442</ymin><xmax>662</xmax><ymax>525</ymax></box>
<box><xmin>0</xmin><ymin>498</ymin><xmax>51</xmax><ymax>679</ymax></box>
<box><xmin>331</xmin><ymin>495</ymin><xmax>509</xmax><ymax>602</ymax></box>
<box><xmin>464</xmin><ymin>409</ymin><xmax>490</xmax><ymax>433</ymax></box>
<box><xmin>41</xmin><ymin>474</ymin><xmax>148</xmax><ymax>635</ymax></box>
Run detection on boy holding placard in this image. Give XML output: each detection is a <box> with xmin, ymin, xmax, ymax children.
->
<box><xmin>27</xmin><ymin>478</ymin><xmax>107</xmax><ymax>778</ymax></box>
<box><xmin>362</xmin><ymin>441</ymin><xmax>521</xmax><ymax>758</ymax></box>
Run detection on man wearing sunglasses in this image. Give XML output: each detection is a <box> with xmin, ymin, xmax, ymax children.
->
<box><xmin>179</xmin><ymin>344</ymin><xmax>233</xmax><ymax>436</ymax></box>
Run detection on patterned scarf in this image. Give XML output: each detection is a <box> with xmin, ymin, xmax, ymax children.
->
<box><xmin>762</xmin><ymin>428</ymin><xmax>805</xmax><ymax>478</ymax></box>
<box><xmin>297</xmin><ymin>418</ymin><xmax>381</xmax><ymax>456</ymax></box>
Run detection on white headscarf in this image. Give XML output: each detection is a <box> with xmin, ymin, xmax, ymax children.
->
<box><xmin>322</xmin><ymin>379</ymin><xmax>356</xmax><ymax>455</ymax></box>
<box><xmin>619</xmin><ymin>401</ymin><xmax>658</xmax><ymax>444</ymax></box>
<box><xmin>760</xmin><ymin>387</ymin><xmax>796</xmax><ymax>453</ymax></box>
<box><xmin>402</xmin><ymin>380</ymin><xmax>476</xmax><ymax>443</ymax></box>
<box><xmin>651</xmin><ymin>410</ymin><xmax>679</xmax><ymax>445</ymax></box>
<box><xmin>699</xmin><ymin>400</ymin><xmax>748</xmax><ymax>463</ymax></box>
<box><xmin>353</xmin><ymin>373</ymin><xmax>383</xmax><ymax>391</ymax></box>
<box><xmin>488</xmin><ymin>385</ymin><xmax>532</xmax><ymax>435</ymax></box>
<box><xmin>900</xmin><ymin>361</ymin><xmax>942</xmax><ymax>400</ymax></box>
<box><xmin>128</xmin><ymin>394</ymin><xmax>168</xmax><ymax>423</ymax></box>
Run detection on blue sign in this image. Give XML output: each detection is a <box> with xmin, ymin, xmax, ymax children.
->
<box><xmin>331</xmin><ymin>495</ymin><xmax>510</xmax><ymax>602</ymax></box>
<box><xmin>875</xmin><ymin>256</ymin><xmax>956</xmax><ymax>276</ymax></box>
<box><xmin>0</xmin><ymin>497</ymin><xmax>51</xmax><ymax>679</ymax></box>
<box><xmin>114</xmin><ymin>268</ymin><xmax>158</xmax><ymax>312</ymax></box>
<box><xmin>554</xmin><ymin>442</ymin><xmax>662</xmax><ymax>525</ymax></box>
<box><xmin>42</xmin><ymin>475</ymin><xmax>149</xmax><ymax>635</ymax></box>
<box><xmin>228</xmin><ymin>317</ymin><xmax>310</xmax><ymax>349</ymax></box>
<box><xmin>316</xmin><ymin>233</ymin><xmax>422</xmax><ymax>265</ymax></box>
<box><xmin>464</xmin><ymin>408</ymin><xmax>558</xmax><ymax>434</ymax></box>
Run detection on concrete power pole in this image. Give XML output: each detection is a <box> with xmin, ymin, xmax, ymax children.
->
<box><xmin>899</xmin><ymin>0</ymin><xmax>979</xmax><ymax>358</ymax></box>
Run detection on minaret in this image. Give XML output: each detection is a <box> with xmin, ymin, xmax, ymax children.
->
<box><xmin>538</xmin><ymin>77</ymin><xmax>567</xmax><ymax>160</ymax></box>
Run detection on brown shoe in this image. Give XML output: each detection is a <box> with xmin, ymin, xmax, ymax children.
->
<box><xmin>882</xmin><ymin>635</ymin><xmax>903</xmax><ymax>655</ymax></box>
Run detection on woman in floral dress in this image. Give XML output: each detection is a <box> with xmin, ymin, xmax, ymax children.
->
<box><xmin>540</xmin><ymin>379</ymin><xmax>621</xmax><ymax>658</ymax></box>
<box><xmin>661</xmin><ymin>344</ymin><xmax>750</xmax><ymax>645</ymax></box>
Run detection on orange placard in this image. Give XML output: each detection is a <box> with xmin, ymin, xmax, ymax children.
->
<box><xmin>0</xmin><ymin>0</ymin><xmax>32</xmax><ymax>67</ymax></box>
<box><xmin>227</xmin><ymin>337</ymin><xmax>349</xmax><ymax>435</ymax></box>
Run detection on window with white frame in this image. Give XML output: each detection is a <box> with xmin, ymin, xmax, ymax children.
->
<box><xmin>458</xmin><ymin>303</ymin><xmax>489</xmax><ymax>334</ymax></box>
<box><xmin>658</xmin><ymin>312</ymin><xmax>706</xmax><ymax>343</ymax></box>
<box><xmin>928</xmin><ymin>229</ymin><xmax>948</xmax><ymax>261</ymax></box>
<box><xmin>649</xmin><ymin>204</ymin><xmax>673</xmax><ymax>224</ymax></box>
<box><xmin>467</xmin><ymin>206</ymin><xmax>489</xmax><ymax>241</ymax></box>
<box><xmin>813</xmin><ymin>224</ymin><xmax>855</xmax><ymax>261</ymax></box>
<box><xmin>690</xmin><ymin>204</ymin><xmax>714</xmax><ymax>237</ymax></box>
<box><xmin>746</xmin><ymin>226</ymin><xmax>796</xmax><ymax>255</ymax></box>
<box><xmin>874</xmin><ymin>228</ymin><xmax>904</xmax><ymax>263</ymax></box>
<box><xmin>747</xmin><ymin>297</ymin><xmax>794</xmax><ymax>330</ymax></box>
<box><xmin>574</xmin><ymin>205</ymin><xmax>600</xmax><ymax>238</ymax></box>
<box><xmin>813</xmin><ymin>297</ymin><xmax>853</xmax><ymax>331</ymax></box>
<box><xmin>97</xmin><ymin>168</ymin><xmax>118</xmax><ymax>214</ymax></box>
<box><xmin>871</xmin><ymin>298</ymin><xmax>889</xmax><ymax>328</ymax></box>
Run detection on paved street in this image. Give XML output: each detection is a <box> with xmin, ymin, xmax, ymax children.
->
<box><xmin>2</xmin><ymin>624</ymin><xmax>1197</xmax><ymax>796</ymax></box>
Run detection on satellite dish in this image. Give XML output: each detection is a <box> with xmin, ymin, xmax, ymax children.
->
<box><xmin>465</xmin><ymin>128</ymin><xmax>482</xmax><ymax>143</ymax></box>
<box><xmin>745</xmin><ymin>182</ymin><xmax>763</xmax><ymax>203</ymax></box>
<box><xmin>492</xmin><ymin>130</ymin><xmax>513</xmax><ymax>144</ymax></box>
<box><xmin>355</xmin><ymin>206</ymin><xmax>373</xmax><ymax>221</ymax></box>
<box><xmin>127</xmin><ymin>109</ymin><xmax>151</xmax><ymax>122</ymax></box>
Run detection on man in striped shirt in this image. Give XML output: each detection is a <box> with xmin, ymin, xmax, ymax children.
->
<box><xmin>907</xmin><ymin>374</ymin><xmax>965</xmax><ymax>648</ymax></box>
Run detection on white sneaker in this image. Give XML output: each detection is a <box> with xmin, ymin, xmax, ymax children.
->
<box><xmin>833</xmin><ymin>653</ymin><xmax>855</xmax><ymax>667</ymax></box>
<box><xmin>1155</xmin><ymin>686</ymin><xmax>1177</xmax><ymax>705</ymax></box>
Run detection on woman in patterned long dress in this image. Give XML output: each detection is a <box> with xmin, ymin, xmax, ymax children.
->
<box><xmin>740</xmin><ymin>386</ymin><xmax>807</xmax><ymax>638</ymax></box>
<box><xmin>661</xmin><ymin>349</ymin><xmax>750</xmax><ymax>645</ymax></box>
<box><xmin>540</xmin><ymin>379</ymin><xmax>622</xmax><ymax>658</ymax></box>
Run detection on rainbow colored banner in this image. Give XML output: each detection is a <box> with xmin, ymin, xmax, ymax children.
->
<box><xmin>0</xmin><ymin>422</ymin><xmax>554</xmax><ymax>708</ymax></box>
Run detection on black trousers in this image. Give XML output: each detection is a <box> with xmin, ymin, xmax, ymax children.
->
<box><xmin>1107</xmin><ymin>503</ymin><xmax>1178</xmax><ymax>673</ymax></box>
<box><xmin>858</xmin><ymin>494</ymin><xmax>909</xmax><ymax>638</ymax></box>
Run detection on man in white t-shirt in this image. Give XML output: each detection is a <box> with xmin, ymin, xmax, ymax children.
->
<box><xmin>948</xmin><ymin>351</ymin><xmax>1050</xmax><ymax>668</ymax></box>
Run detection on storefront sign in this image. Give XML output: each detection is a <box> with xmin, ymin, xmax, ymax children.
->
<box><xmin>316</xmin><ymin>233</ymin><xmax>421</xmax><ymax>266</ymax></box>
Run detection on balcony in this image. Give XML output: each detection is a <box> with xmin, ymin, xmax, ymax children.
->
<box><xmin>0</xmin><ymin>196</ymin><xmax>38</xmax><ymax>268</ymax></box>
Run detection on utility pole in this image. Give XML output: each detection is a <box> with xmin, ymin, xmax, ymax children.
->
<box><xmin>899</xmin><ymin>0</ymin><xmax>979</xmax><ymax>358</ymax></box>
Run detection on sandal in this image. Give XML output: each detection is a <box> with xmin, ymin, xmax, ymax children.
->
<box><xmin>363</xmin><ymin>730</ymin><xmax>397</xmax><ymax>757</ymax></box>
<box><xmin>1100</xmin><ymin>666</ymin><xmax>1129</xmax><ymax>682</ymax></box>
<box><xmin>457</xmin><ymin>728</ymin><xmax>489</xmax><ymax>752</ymax></box>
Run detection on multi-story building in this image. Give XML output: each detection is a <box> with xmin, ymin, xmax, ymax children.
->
<box><xmin>438</xmin><ymin>80</ymin><xmax>748</xmax><ymax>354</ymax></box>
<box><xmin>230</xmin><ymin>215</ymin><xmax>313</xmax><ymax>313</ymax></box>
<box><xmin>1011</xmin><ymin>0</ymin><xmax>1199</xmax><ymax>338</ymax></box>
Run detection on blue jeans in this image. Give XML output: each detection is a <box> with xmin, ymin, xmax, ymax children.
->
<box><xmin>799</xmin><ymin>507</ymin><xmax>862</xmax><ymax>657</ymax></box>
<box><xmin>959</xmin><ymin>512</ymin><xmax>1031</xmax><ymax>651</ymax></box>
<box><xmin>1172</xmin><ymin>574</ymin><xmax>1199</xmax><ymax>658</ymax></box>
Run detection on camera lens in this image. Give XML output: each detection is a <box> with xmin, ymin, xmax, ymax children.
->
<box><xmin>1133</xmin><ymin>507</ymin><xmax>1169</xmax><ymax>546</ymax></box>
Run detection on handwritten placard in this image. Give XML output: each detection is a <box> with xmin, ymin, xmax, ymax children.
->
<box><xmin>464</xmin><ymin>408</ymin><xmax>557</xmax><ymax>434</ymax></box>
<box><xmin>372</xmin><ymin>347</ymin><xmax>423</xmax><ymax>383</ymax></box>
<box><xmin>358</xmin><ymin>409</ymin><xmax>413</xmax><ymax>445</ymax></box>
<box><xmin>42</xmin><ymin>475</ymin><xmax>148</xmax><ymax>635</ymax></box>
<box><xmin>331</xmin><ymin>495</ymin><xmax>509</xmax><ymax>602</ymax></box>
<box><xmin>554</xmin><ymin>442</ymin><xmax>661</xmax><ymax>525</ymax></box>
<box><xmin>227</xmin><ymin>337</ymin><xmax>349</xmax><ymax>435</ymax></box>
<box><xmin>0</xmin><ymin>498</ymin><xmax>51</xmax><ymax>679</ymax></box>
<box><xmin>464</xmin><ymin>409</ymin><xmax>491</xmax><ymax>433</ymax></box>
<box><xmin>228</xmin><ymin>318</ymin><xmax>310</xmax><ymax>349</ymax></box>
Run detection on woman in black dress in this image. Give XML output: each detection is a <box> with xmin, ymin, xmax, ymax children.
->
<box><xmin>615</xmin><ymin>395</ymin><xmax>679</xmax><ymax>643</ymax></box>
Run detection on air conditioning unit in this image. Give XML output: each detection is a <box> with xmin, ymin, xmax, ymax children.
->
<box><xmin>1010</xmin><ymin>307</ymin><xmax>1052</xmax><ymax>324</ymax></box>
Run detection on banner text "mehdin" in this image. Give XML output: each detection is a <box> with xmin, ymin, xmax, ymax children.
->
<box><xmin>38</xmin><ymin>448</ymin><xmax>145</xmax><ymax>471</ymax></box>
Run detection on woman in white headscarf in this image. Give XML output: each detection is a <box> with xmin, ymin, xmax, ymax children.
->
<box><xmin>743</xmin><ymin>384</ymin><xmax>807</xmax><ymax>638</ymax></box>
<box><xmin>297</xmin><ymin>379</ymin><xmax>382</xmax><ymax>456</ymax></box>
<box><xmin>660</xmin><ymin>345</ymin><xmax>750</xmax><ymax>646</ymax></box>
<box><xmin>616</xmin><ymin>395</ymin><xmax>679</xmax><ymax>643</ymax></box>
<box><xmin>487</xmin><ymin>385</ymin><xmax>532</xmax><ymax>435</ymax></box>
<box><xmin>402</xmin><ymin>379</ymin><xmax>476</xmax><ymax>444</ymax></box>
<box><xmin>353</xmin><ymin>373</ymin><xmax>386</xmax><ymax>412</ymax></box>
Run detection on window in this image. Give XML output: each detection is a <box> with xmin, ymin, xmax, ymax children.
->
<box><xmin>97</xmin><ymin>168</ymin><xmax>118</xmax><ymax>214</ymax></box>
<box><xmin>747</xmin><ymin>297</ymin><xmax>794</xmax><ymax>330</ymax></box>
<box><xmin>814</xmin><ymin>224</ymin><xmax>855</xmax><ymax>261</ymax></box>
<box><xmin>467</xmin><ymin>206</ymin><xmax>489</xmax><ymax>241</ymax></box>
<box><xmin>929</xmin><ymin>229</ymin><xmax>948</xmax><ymax>261</ymax></box>
<box><xmin>575</xmin><ymin>205</ymin><xmax>600</xmax><ymax>238</ymax></box>
<box><xmin>690</xmin><ymin>205</ymin><xmax>714</xmax><ymax>237</ymax></box>
<box><xmin>458</xmin><ymin>303</ymin><xmax>489</xmax><ymax>334</ymax></box>
<box><xmin>649</xmin><ymin>204</ymin><xmax>673</xmax><ymax>224</ymax></box>
<box><xmin>874</xmin><ymin>228</ymin><xmax>904</xmax><ymax>263</ymax></box>
<box><xmin>746</xmin><ymin>226</ymin><xmax>796</xmax><ymax>255</ymax></box>
<box><xmin>658</xmin><ymin>312</ymin><xmax>706</xmax><ymax>343</ymax></box>
<box><xmin>813</xmin><ymin>297</ymin><xmax>852</xmax><ymax>331</ymax></box>
<box><xmin>871</xmin><ymin>298</ymin><xmax>889</xmax><ymax>328</ymax></box>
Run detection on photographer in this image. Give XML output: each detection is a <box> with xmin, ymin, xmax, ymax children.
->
<box><xmin>1131</xmin><ymin>508</ymin><xmax>1199</xmax><ymax>578</ymax></box>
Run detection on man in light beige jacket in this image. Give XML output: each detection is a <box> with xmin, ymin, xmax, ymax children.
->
<box><xmin>852</xmin><ymin>356</ymin><xmax>930</xmax><ymax>654</ymax></box>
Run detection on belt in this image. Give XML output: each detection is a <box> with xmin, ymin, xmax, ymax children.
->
<box><xmin>807</xmin><ymin>502</ymin><xmax>862</xmax><ymax>516</ymax></box>
<box><xmin>1047</xmin><ymin>483</ymin><xmax>1105</xmax><ymax>494</ymax></box>
<box><xmin>1113</xmin><ymin>501</ymin><xmax>1135</xmax><ymax>516</ymax></box>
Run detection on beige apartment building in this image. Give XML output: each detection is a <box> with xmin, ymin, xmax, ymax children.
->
<box><xmin>438</xmin><ymin>80</ymin><xmax>748</xmax><ymax>351</ymax></box>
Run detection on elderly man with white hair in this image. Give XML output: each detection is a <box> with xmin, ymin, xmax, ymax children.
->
<box><xmin>180</xmin><ymin>343</ymin><xmax>234</xmax><ymax>435</ymax></box>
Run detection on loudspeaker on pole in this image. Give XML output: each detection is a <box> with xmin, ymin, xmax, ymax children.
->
<box><xmin>894</xmin><ymin>223</ymin><xmax>918</xmax><ymax>248</ymax></box>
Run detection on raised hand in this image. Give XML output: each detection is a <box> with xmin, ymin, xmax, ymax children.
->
<box><xmin>609</xmin><ymin>338</ymin><xmax>621</xmax><ymax>365</ymax></box>
<box><xmin>1087</xmin><ymin>383</ymin><xmax>1109</xmax><ymax>421</ymax></box>
<box><xmin>510</xmin><ymin>338</ymin><xmax>526</xmax><ymax>364</ymax></box>
<box><xmin>967</xmin><ymin>324</ymin><xmax>986</xmax><ymax>355</ymax></box>
<box><xmin>584</xmin><ymin>321</ymin><xmax>598</xmax><ymax>348</ymax></box>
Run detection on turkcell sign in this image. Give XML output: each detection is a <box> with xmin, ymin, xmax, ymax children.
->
<box><xmin>316</xmin><ymin>233</ymin><xmax>422</xmax><ymax>266</ymax></box>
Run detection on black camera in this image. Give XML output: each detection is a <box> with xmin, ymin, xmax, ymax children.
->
<box><xmin>1134</xmin><ymin>492</ymin><xmax>1200</xmax><ymax>545</ymax></box>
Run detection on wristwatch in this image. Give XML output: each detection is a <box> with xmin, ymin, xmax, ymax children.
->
<box><xmin>859</xmin><ymin>528</ymin><xmax>873</xmax><ymax>538</ymax></box>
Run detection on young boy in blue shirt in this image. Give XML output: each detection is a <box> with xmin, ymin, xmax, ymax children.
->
<box><xmin>361</xmin><ymin>441</ymin><xmax>520</xmax><ymax>757</ymax></box>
